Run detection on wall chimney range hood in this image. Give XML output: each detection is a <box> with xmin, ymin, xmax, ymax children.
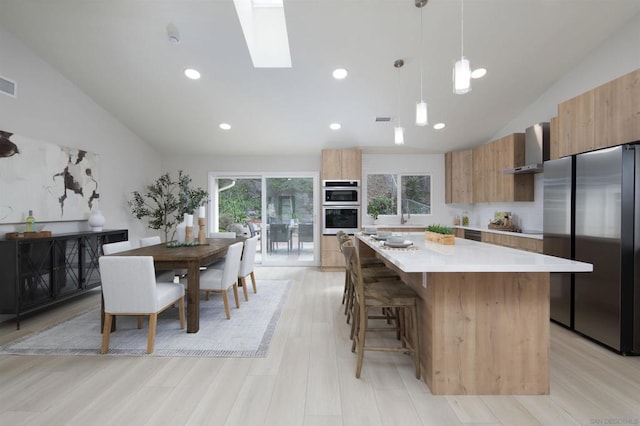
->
<box><xmin>504</xmin><ymin>122</ymin><xmax>550</xmax><ymax>174</ymax></box>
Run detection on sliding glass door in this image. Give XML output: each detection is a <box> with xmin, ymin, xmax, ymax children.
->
<box><xmin>209</xmin><ymin>173</ymin><xmax>319</xmax><ymax>266</ymax></box>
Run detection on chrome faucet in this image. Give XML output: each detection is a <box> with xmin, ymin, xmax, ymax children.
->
<box><xmin>400</xmin><ymin>207</ymin><xmax>410</xmax><ymax>224</ymax></box>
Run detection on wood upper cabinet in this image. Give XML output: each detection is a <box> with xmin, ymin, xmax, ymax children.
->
<box><xmin>594</xmin><ymin>69</ymin><xmax>640</xmax><ymax>150</ymax></box>
<box><xmin>472</xmin><ymin>134</ymin><xmax>533</xmax><ymax>203</ymax></box>
<box><xmin>321</xmin><ymin>149</ymin><xmax>362</xmax><ymax>181</ymax></box>
<box><xmin>557</xmin><ymin>68</ymin><xmax>640</xmax><ymax>157</ymax></box>
<box><xmin>549</xmin><ymin>116</ymin><xmax>560</xmax><ymax>160</ymax></box>
<box><xmin>558</xmin><ymin>90</ymin><xmax>595</xmax><ymax>157</ymax></box>
<box><xmin>445</xmin><ymin>149</ymin><xmax>473</xmax><ymax>204</ymax></box>
<box><xmin>472</xmin><ymin>143</ymin><xmax>488</xmax><ymax>203</ymax></box>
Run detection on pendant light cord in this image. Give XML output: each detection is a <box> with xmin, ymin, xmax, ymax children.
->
<box><xmin>460</xmin><ymin>0</ymin><xmax>464</xmax><ymax>59</ymax></box>
<box><xmin>419</xmin><ymin>7</ymin><xmax>424</xmax><ymax>101</ymax></box>
<box><xmin>397</xmin><ymin>66</ymin><xmax>401</xmax><ymax>125</ymax></box>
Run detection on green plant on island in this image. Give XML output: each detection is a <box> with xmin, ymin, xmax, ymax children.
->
<box><xmin>367</xmin><ymin>195</ymin><xmax>394</xmax><ymax>220</ymax></box>
<box><xmin>427</xmin><ymin>224</ymin><xmax>453</xmax><ymax>235</ymax></box>
<box><xmin>129</xmin><ymin>170</ymin><xmax>208</xmax><ymax>242</ymax></box>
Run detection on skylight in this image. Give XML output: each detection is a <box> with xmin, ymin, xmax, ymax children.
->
<box><xmin>233</xmin><ymin>0</ymin><xmax>292</xmax><ymax>68</ymax></box>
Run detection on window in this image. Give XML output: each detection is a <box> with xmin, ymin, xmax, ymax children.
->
<box><xmin>366</xmin><ymin>174</ymin><xmax>431</xmax><ymax>217</ymax></box>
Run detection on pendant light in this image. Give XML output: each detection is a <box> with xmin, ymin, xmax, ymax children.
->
<box><xmin>453</xmin><ymin>0</ymin><xmax>471</xmax><ymax>94</ymax></box>
<box><xmin>394</xmin><ymin>59</ymin><xmax>404</xmax><ymax>145</ymax></box>
<box><xmin>415</xmin><ymin>0</ymin><xmax>428</xmax><ymax>126</ymax></box>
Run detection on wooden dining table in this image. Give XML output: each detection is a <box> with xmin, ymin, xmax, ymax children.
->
<box><xmin>114</xmin><ymin>237</ymin><xmax>244</xmax><ymax>333</ymax></box>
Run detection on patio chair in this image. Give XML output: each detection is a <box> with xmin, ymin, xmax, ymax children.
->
<box><xmin>269</xmin><ymin>223</ymin><xmax>290</xmax><ymax>253</ymax></box>
<box><xmin>297</xmin><ymin>223</ymin><xmax>313</xmax><ymax>254</ymax></box>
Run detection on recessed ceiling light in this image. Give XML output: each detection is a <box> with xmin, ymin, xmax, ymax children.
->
<box><xmin>471</xmin><ymin>68</ymin><xmax>487</xmax><ymax>79</ymax></box>
<box><xmin>332</xmin><ymin>68</ymin><xmax>348</xmax><ymax>80</ymax></box>
<box><xmin>219</xmin><ymin>123</ymin><xmax>231</xmax><ymax>130</ymax></box>
<box><xmin>184</xmin><ymin>68</ymin><xmax>201</xmax><ymax>80</ymax></box>
<box><xmin>433</xmin><ymin>123</ymin><xmax>446</xmax><ymax>130</ymax></box>
<box><xmin>329</xmin><ymin>123</ymin><xmax>341</xmax><ymax>130</ymax></box>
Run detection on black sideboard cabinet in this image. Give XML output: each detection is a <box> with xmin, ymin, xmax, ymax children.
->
<box><xmin>0</xmin><ymin>229</ymin><xmax>128</xmax><ymax>328</ymax></box>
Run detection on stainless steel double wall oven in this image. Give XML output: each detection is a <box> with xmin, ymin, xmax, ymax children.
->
<box><xmin>322</xmin><ymin>180</ymin><xmax>360</xmax><ymax>235</ymax></box>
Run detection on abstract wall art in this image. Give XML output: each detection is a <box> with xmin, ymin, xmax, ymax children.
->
<box><xmin>0</xmin><ymin>129</ymin><xmax>100</xmax><ymax>223</ymax></box>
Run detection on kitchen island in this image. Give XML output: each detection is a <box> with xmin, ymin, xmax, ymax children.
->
<box><xmin>356</xmin><ymin>233</ymin><xmax>592</xmax><ymax>395</ymax></box>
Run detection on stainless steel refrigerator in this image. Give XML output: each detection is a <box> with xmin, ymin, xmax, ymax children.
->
<box><xmin>544</xmin><ymin>144</ymin><xmax>640</xmax><ymax>354</ymax></box>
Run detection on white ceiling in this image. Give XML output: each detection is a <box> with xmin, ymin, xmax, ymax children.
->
<box><xmin>1</xmin><ymin>0</ymin><xmax>639</xmax><ymax>157</ymax></box>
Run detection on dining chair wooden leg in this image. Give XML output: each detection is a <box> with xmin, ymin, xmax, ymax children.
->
<box><xmin>250</xmin><ymin>271</ymin><xmax>257</xmax><ymax>294</ymax></box>
<box><xmin>178</xmin><ymin>298</ymin><xmax>185</xmax><ymax>329</ymax></box>
<box><xmin>137</xmin><ymin>315</ymin><xmax>144</xmax><ymax>329</ymax></box>
<box><xmin>147</xmin><ymin>313</ymin><xmax>157</xmax><ymax>354</ymax></box>
<box><xmin>239</xmin><ymin>276</ymin><xmax>249</xmax><ymax>301</ymax></box>
<box><xmin>101</xmin><ymin>313</ymin><xmax>112</xmax><ymax>354</ymax></box>
<box><xmin>221</xmin><ymin>291</ymin><xmax>231</xmax><ymax>319</ymax></box>
<box><xmin>232</xmin><ymin>283</ymin><xmax>240</xmax><ymax>308</ymax></box>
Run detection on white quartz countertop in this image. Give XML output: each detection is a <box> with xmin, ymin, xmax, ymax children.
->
<box><xmin>356</xmin><ymin>233</ymin><xmax>591</xmax><ymax>273</ymax></box>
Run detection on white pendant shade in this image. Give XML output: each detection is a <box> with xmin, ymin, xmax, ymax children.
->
<box><xmin>415</xmin><ymin>101</ymin><xmax>428</xmax><ymax>126</ymax></box>
<box><xmin>394</xmin><ymin>126</ymin><xmax>404</xmax><ymax>145</ymax></box>
<box><xmin>453</xmin><ymin>57</ymin><xmax>471</xmax><ymax>94</ymax></box>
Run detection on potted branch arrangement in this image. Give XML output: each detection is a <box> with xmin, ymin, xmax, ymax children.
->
<box><xmin>425</xmin><ymin>224</ymin><xmax>455</xmax><ymax>245</ymax></box>
<box><xmin>128</xmin><ymin>170</ymin><xmax>208</xmax><ymax>242</ymax></box>
<box><xmin>367</xmin><ymin>195</ymin><xmax>394</xmax><ymax>223</ymax></box>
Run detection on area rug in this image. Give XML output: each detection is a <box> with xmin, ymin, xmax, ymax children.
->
<box><xmin>0</xmin><ymin>279</ymin><xmax>292</xmax><ymax>358</ymax></box>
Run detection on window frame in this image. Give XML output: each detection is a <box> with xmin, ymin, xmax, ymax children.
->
<box><xmin>365</xmin><ymin>172</ymin><xmax>433</xmax><ymax>219</ymax></box>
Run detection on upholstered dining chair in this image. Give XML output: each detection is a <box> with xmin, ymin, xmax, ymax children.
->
<box><xmin>98</xmin><ymin>256</ymin><xmax>185</xmax><ymax>354</ymax></box>
<box><xmin>198</xmin><ymin>241</ymin><xmax>244</xmax><ymax>319</ymax></box>
<box><xmin>237</xmin><ymin>235</ymin><xmax>259</xmax><ymax>301</ymax></box>
<box><xmin>102</xmin><ymin>240</ymin><xmax>132</xmax><ymax>255</ymax></box>
<box><xmin>139</xmin><ymin>236</ymin><xmax>177</xmax><ymax>282</ymax></box>
<box><xmin>205</xmin><ymin>235</ymin><xmax>259</xmax><ymax>300</ymax></box>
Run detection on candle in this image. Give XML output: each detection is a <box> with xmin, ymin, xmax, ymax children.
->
<box><xmin>198</xmin><ymin>206</ymin><xmax>206</xmax><ymax>218</ymax></box>
<box><xmin>185</xmin><ymin>214</ymin><xmax>194</xmax><ymax>227</ymax></box>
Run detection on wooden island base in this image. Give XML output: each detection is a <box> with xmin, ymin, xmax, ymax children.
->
<box><xmin>359</xmin><ymin>242</ymin><xmax>550</xmax><ymax>395</ymax></box>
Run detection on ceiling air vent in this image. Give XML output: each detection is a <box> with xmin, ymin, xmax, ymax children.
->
<box><xmin>0</xmin><ymin>76</ymin><xmax>17</xmax><ymax>98</ymax></box>
<box><xmin>375</xmin><ymin>116</ymin><xmax>391</xmax><ymax>122</ymax></box>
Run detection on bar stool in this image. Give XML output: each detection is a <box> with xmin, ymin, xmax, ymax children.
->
<box><xmin>336</xmin><ymin>232</ymin><xmax>398</xmax><ymax>324</ymax></box>
<box><xmin>342</xmin><ymin>240</ymin><xmax>420</xmax><ymax>379</ymax></box>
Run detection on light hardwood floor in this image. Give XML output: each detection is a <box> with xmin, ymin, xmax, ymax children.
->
<box><xmin>1</xmin><ymin>266</ymin><xmax>640</xmax><ymax>425</ymax></box>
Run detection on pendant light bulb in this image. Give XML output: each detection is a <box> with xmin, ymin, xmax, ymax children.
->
<box><xmin>394</xmin><ymin>126</ymin><xmax>405</xmax><ymax>145</ymax></box>
<box><xmin>416</xmin><ymin>101</ymin><xmax>428</xmax><ymax>126</ymax></box>
<box><xmin>453</xmin><ymin>57</ymin><xmax>471</xmax><ymax>94</ymax></box>
<box><xmin>453</xmin><ymin>0</ymin><xmax>472</xmax><ymax>94</ymax></box>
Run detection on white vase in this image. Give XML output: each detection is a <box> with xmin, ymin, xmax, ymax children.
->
<box><xmin>176</xmin><ymin>213</ymin><xmax>187</xmax><ymax>243</ymax></box>
<box><xmin>88</xmin><ymin>210</ymin><xmax>105</xmax><ymax>232</ymax></box>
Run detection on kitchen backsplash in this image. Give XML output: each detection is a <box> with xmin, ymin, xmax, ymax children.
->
<box><xmin>446</xmin><ymin>174</ymin><xmax>544</xmax><ymax>232</ymax></box>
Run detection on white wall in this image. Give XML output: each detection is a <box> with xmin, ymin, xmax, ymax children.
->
<box><xmin>0</xmin><ymin>25</ymin><xmax>162</xmax><ymax>243</ymax></box>
<box><xmin>493</xmin><ymin>12</ymin><xmax>640</xmax><ymax>139</ymax></box>
<box><xmin>161</xmin><ymin>155</ymin><xmax>320</xmax><ymax>191</ymax></box>
<box><xmin>449</xmin><ymin>12</ymin><xmax>640</xmax><ymax>232</ymax></box>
